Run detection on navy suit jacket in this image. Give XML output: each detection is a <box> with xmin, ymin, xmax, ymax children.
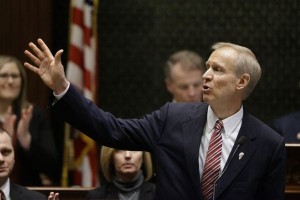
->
<box><xmin>10</xmin><ymin>183</ymin><xmax>47</xmax><ymax>200</ymax></box>
<box><xmin>51</xmin><ymin>85</ymin><xmax>286</xmax><ymax>200</ymax></box>
<box><xmin>273</xmin><ymin>111</ymin><xmax>300</xmax><ymax>143</ymax></box>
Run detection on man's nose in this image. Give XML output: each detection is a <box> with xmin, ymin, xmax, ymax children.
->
<box><xmin>188</xmin><ymin>86</ymin><xmax>196</xmax><ymax>96</ymax></box>
<box><xmin>202</xmin><ymin>68</ymin><xmax>212</xmax><ymax>80</ymax></box>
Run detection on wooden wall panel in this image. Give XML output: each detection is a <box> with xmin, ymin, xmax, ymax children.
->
<box><xmin>0</xmin><ymin>0</ymin><xmax>52</xmax><ymax>107</ymax></box>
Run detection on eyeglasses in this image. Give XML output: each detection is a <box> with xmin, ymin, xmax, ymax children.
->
<box><xmin>0</xmin><ymin>73</ymin><xmax>21</xmax><ymax>80</ymax></box>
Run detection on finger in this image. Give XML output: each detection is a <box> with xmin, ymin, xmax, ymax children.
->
<box><xmin>29</xmin><ymin>42</ymin><xmax>45</xmax><ymax>61</ymax></box>
<box><xmin>6</xmin><ymin>106</ymin><xmax>13</xmax><ymax>115</ymax></box>
<box><xmin>24</xmin><ymin>62</ymin><xmax>39</xmax><ymax>74</ymax></box>
<box><xmin>54</xmin><ymin>50</ymin><xmax>64</xmax><ymax>66</ymax></box>
<box><xmin>24</xmin><ymin>49</ymin><xmax>41</xmax><ymax>66</ymax></box>
<box><xmin>27</xmin><ymin>105</ymin><xmax>34</xmax><ymax>113</ymax></box>
<box><xmin>37</xmin><ymin>38</ymin><xmax>54</xmax><ymax>60</ymax></box>
<box><xmin>54</xmin><ymin>193</ymin><xmax>60</xmax><ymax>200</ymax></box>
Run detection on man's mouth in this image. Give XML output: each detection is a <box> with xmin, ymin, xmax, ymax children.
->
<box><xmin>203</xmin><ymin>85</ymin><xmax>210</xmax><ymax>91</ymax></box>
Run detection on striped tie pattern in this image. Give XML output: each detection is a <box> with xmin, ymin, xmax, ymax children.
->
<box><xmin>201</xmin><ymin>120</ymin><xmax>223</xmax><ymax>200</ymax></box>
<box><xmin>0</xmin><ymin>190</ymin><xmax>6</xmax><ymax>200</ymax></box>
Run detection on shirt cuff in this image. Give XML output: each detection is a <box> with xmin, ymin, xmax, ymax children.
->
<box><xmin>53</xmin><ymin>81</ymin><xmax>71</xmax><ymax>100</ymax></box>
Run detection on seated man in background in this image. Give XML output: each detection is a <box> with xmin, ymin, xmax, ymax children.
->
<box><xmin>163</xmin><ymin>50</ymin><xmax>206</xmax><ymax>102</ymax></box>
<box><xmin>0</xmin><ymin>126</ymin><xmax>47</xmax><ymax>199</ymax></box>
<box><xmin>272</xmin><ymin>80</ymin><xmax>300</xmax><ymax>143</ymax></box>
<box><xmin>273</xmin><ymin>110</ymin><xmax>300</xmax><ymax>143</ymax></box>
<box><xmin>48</xmin><ymin>146</ymin><xmax>155</xmax><ymax>200</ymax></box>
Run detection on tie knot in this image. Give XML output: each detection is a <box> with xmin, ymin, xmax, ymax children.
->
<box><xmin>214</xmin><ymin>120</ymin><xmax>223</xmax><ymax>131</ymax></box>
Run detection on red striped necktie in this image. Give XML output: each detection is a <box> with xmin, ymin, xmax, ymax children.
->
<box><xmin>0</xmin><ymin>190</ymin><xmax>6</xmax><ymax>200</ymax></box>
<box><xmin>201</xmin><ymin>120</ymin><xmax>223</xmax><ymax>200</ymax></box>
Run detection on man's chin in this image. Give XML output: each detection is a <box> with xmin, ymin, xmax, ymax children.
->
<box><xmin>0</xmin><ymin>172</ymin><xmax>9</xmax><ymax>178</ymax></box>
<box><xmin>202</xmin><ymin>97</ymin><xmax>210</xmax><ymax>103</ymax></box>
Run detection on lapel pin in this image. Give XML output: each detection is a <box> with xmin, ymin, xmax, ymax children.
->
<box><xmin>238</xmin><ymin>152</ymin><xmax>244</xmax><ymax>160</ymax></box>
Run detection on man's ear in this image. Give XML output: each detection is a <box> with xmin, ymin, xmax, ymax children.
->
<box><xmin>237</xmin><ymin>73</ymin><xmax>250</xmax><ymax>90</ymax></box>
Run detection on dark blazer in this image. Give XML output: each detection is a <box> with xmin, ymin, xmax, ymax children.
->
<box><xmin>12</xmin><ymin>106</ymin><xmax>58</xmax><ymax>186</ymax></box>
<box><xmin>51</xmin><ymin>85</ymin><xmax>286</xmax><ymax>200</ymax></box>
<box><xmin>10</xmin><ymin>182</ymin><xmax>47</xmax><ymax>200</ymax></box>
<box><xmin>273</xmin><ymin>111</ymin><xmax>300</xmax><ymax>143</ymax></box>
<box><xmin>86</xmin><ymin>182</ymin><xmax>155</xmax><ymax>200</ymax></box>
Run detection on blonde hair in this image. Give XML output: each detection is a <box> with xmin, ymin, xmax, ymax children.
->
<box><xmin>0</xmin><ymin>55</ymin><xmax>29</xmax><ymax>108</ymax></box>
<box><xmin>100</xmin><ymin>146</ymin><xmax>153</xmax><ymax>182</ymax></box>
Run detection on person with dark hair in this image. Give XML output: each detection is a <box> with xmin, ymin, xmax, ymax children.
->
<box><xmin>0</xmin><ymin>55</ymin><xmax>58</xmax><ymax>186</ymax></box>
<box><xmin>273</xmin><ymin>110</ymin><xmax>300</xmax><ymax>143</ymax></box>
<box><xmin>0</xmin><ymin>126</ymin><xmax>47</xmax><ymax>199</ymax></box>
<box><xmin>164</xmin><ymin>50</ymin><xmax>206</xmax><ymax>102</ymax></box>
<box><xmin>25</xmin><ymin>39</ymin><xmax>286</xmax><ymax>200</ymax></box>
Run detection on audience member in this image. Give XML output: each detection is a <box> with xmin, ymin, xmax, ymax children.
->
<box><xmin>273</xmin><ymin>110</ymin><xmax>300</xmax><ymax>143</ymax></box>
<box><xmin>164</xmin><ymin>50</ymin><xmax>206</xmax><ymax>102</ymax></box>
<box><xmin>48</xmin><ymin>147</ymin><xmax>155</xmax><ymax>200</ymax></box>
<box><xmin>0</xmin><ymin>126</ymin><xmax>47</xmax><ymax>199</ymax></box>
<box><xmin>25</xmin><ymin>39</ymin><xmax>286</xmax><ymax>200</ymax></box>
<box><xmin>0</xmin><ymin>55</ymin><xmax>58</xmax><ymax>186</ymax></box>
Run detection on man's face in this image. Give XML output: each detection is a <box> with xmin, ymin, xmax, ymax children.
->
<box><xmin>202</xmin><ymin>47</ymin><xmax>242</xmax><ymax>107</ymax></box>
<box><xmin>113</xmin><ymin>150</ymin><xmax>143</xmax><ymax>180</ymax></box>
<box><xmin>166</xmin><ymin>63</ymin><xmax>203</xmax><ymax>102</ymax></box>
<box><xmin>0</xmin><ymin>132</ymin><xmax>15</xmax><ymax>182</ymax></box>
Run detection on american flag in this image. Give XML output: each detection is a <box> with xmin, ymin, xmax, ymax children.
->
<box><xmin>62</xmin><ymin>0</ymin><xmax>99</xmax><ymax>187</ymax></box>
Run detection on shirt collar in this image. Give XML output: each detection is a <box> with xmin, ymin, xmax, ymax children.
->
<box><xmin>207</xmin><ymin>106</ymin><xmax>243</xmax><ymax>135</ymax></box>
<box><xmin>1</xmin><ymin>178</ymin><xmax>10</xmax><ymax>199</ymax></box>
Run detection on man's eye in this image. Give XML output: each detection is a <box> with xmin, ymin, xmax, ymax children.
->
<box><xmin>213</xmin><ymin>67</ymin><xmax>222</xmax><ymax>72</ymax></box>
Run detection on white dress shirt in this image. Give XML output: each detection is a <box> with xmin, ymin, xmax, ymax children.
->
<box><xmin>1</xmin><ymin>178</ymin><xmax>11</xmax><ymax>200</ymax></box>
<box><xmin>53</xmin><ymin>81</ymin><xmax>70</xmax><ymax>101</ymax></box>
<box><xmin>199</xmin><ymin>106</ymin><xmax>243</xmax><ymax>179</ymax></box>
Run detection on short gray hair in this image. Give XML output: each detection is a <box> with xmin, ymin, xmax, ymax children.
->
<box><xmin>211</xmin><ymin>42</ymin><xmax>261</xmax><ymax>100</ymax></box>
<box><xmin>164</xmin><ymin>50</ymin><xmax>206</xmax><ymax>80</ymax></box>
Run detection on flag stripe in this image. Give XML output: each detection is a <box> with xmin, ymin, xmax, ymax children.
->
<box><xmin>64</xmin><ymin>0</ymin><xmax>99</xmax><ymax>187</ymax></box>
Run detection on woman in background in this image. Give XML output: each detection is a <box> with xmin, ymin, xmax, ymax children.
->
<box><xmin>49</xmin><ymin>146</ymin><xmax>155</xmax><ymax>200</ymax></box>
<box><xmin>0</xmin><ymin>55</ymin><xmax>58</xmax><ymax>186</ymax></box>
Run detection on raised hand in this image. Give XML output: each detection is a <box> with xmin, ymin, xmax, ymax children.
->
<box><xmin>24</xmin><ymin>38</ymin><xmax>69</xmax><ymax>94</ymax></box>
<box><xmin>16</xmin><ymin>105</ymin><xmax>33</xmax><ymax>150</ymax></box>
<box><xmin>2</xmin><ymin>105</ymin><xmax>33</xmax><ymax>150</ymax></box>
<box><xmin>2</xmin><ymin>106</ymin><xmax>17</xmax><ymax>137</ymax></box>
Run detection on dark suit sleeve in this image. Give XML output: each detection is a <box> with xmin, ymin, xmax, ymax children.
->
<box><xmin>10</xmin><ymin>183</ymin><xmax>48</xmax><ymax>200</ymax></box>
<box><xmin>51</xmin><ymin>84</ymin><xmax>167</xmax><ymax>152</ymax></box>
<box><xmin>256</xmin><ymin>137</ymin><xmax>286</xmax><ymax>200</ymax></box>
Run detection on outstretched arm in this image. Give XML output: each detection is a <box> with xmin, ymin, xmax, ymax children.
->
<box><xmin>24</xmin><ymin>38</ymin><xmax>69</xmax><ymax>95</ymax></box>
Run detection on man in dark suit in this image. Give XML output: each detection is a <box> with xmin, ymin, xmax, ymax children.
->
<box><xmin>0</xmin><ymin>126</ymin><xmax>47</xmax><ymax>200</ymax></box>
<box><xmin>273</xmin><ymin>110</ymin><xmax>300</xmax><ymax>143</ymax></box>
<box><xmin>24</xmin><ymin>39</ymin><xmax>286</xmax><ymax>200</ymax></box>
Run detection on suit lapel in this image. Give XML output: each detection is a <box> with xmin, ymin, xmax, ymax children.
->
<box><xmin>10</xmin><ymin>183</ymin><xmax>23</xmax><ymax>200</ymax></box>
<box><xmin>182</xmin><ymin>104</ymin><xmax>208</xmax><ymax>195</ymax></box>
<box><xmin>214</xmin><ymin>113</ymin><xmax>258</xmax><ymax>199</ymax></box>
